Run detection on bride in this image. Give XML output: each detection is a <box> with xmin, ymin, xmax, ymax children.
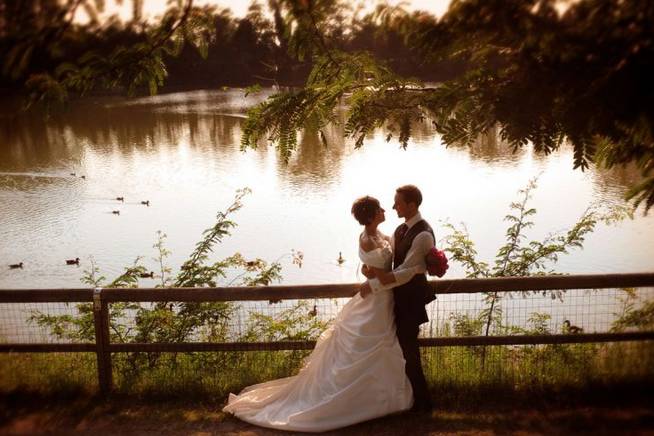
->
<box><xmin>222</xmin><ymin>196</ymin><xmax>424</xmax><ymax>432</ymax></box>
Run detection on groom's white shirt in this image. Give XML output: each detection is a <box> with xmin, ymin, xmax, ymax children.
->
<box><xmin>368</xmin><ymin>212</ymin><xmax>435</xmax><ymax>293</ymax></box>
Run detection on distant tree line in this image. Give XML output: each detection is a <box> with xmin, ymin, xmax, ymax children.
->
<box><xmin>0</xmin><ymin>0</ymin><xmax>465</xmax><ymax>95</ymax></box>
<box><xmin>2</xmin><ymin>0</ymin><xmax>652</xmax><ymax>210</ymax></box>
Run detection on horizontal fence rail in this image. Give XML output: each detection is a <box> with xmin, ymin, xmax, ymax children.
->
<box><xmin>1</xmin><ymin>272</ymin><xmax>654</xmax><ymax>394</ymax></box>
<box><xmin>2</xmin><ymin>272</ymin><xmax>654</xmax><ymax>303</ymax></box>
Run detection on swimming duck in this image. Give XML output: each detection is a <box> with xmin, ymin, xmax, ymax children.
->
<box><xmin>70</xmin><ymin>173</ymin><xmax>76</xmax><ymax>176</ymax></box>
<box><xmin>9</xmin><ymin>262</ymin><xmax>23</xmax><ymax>269</ymax></box>
<box><xmin>139</xmin><ymin>271</ymin><xmax>154</xmax><ymax>279</ymax></box>
<box><xmin>112</xmin><ymin>210</ymin><xmax>120</xmax><ymax>215</ymax></box>
<box><xmin>66</xmin><ymin>258</ymin><xmax>80</xmax><ymax>265</ymax></box>
<box><xmin>116</xmin><ymin>197</ymin><xmax>124</xmax><ymax>202</ymax></box>
<box><xmin>337</xmin><ymin>252</ymin><xmax>345</xmax><ymax>265</ymax></box>
<box><xmin>141</xmin><ymin>200</ymin><xmax>150</xmax><ymax>206</ymax></box>
<box><xmin>80</xmin><ymin>175</ymin><xmax>86</xmax><ymax>180</ymax></box>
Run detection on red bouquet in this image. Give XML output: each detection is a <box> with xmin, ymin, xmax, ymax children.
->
<box><xmin>425</xmin><ymin>247</ymin><xmax>449</xmax><ymax>277</ymax></box>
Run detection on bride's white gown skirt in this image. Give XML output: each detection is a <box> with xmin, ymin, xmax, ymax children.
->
<box><xmin>222</xmin><ymin>290</ymin><xmax>413</xmax><ymax>432</ymax></box>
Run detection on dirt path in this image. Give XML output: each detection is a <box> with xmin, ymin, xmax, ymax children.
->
<box><xmin>2</xmin><ymin>397</ymin><xmax>654</xmax><ymax>435</ymax></box>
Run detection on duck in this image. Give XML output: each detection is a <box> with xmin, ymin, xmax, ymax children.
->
<box><xmin>115</xmin><ymin>197</ymin><xmax>124</xmax><ymax>202</ymax></box>
<box><xmin>141</xmin><ymin>200</ymin><xmax>150</xmax><ymax>206</ymax></box>
<box><xmin>9</xmin><ymin>262</ymin><xmax>23</xmax><ymax>269</ymax></box>
<box><xmin>66</xmin><ymin>258</ymin><xmax>80</xmax><ymax>265</ymax></box>
<box><xmin>309</xmin><ymin>304</ymin><xmax>317</xmax><ymax>317</ymax></box>
<box><xmin>563</xmin><ymin>320</ymin><xmax>583</xmax><ymax>334</ymax></box>
<box><xmin>337</xmin><ymin>252</ymin><xmax>345</xmax><ymax>265</ymax></box>
<box><xmin>139</xmin><ymin>271</ymin><xmax>154</xmax><ymax>279</ymax></box>
<box><xmin>80</xmin><ymin>175</ymin><xmax>86</xmax><ymax>180</ymax></box>
<box><xmin>112</xmin><ymin>210</ymin><xmax>120</xmax><ymax>215</ymax></box>
<box><xmin>70</xmin><ymin>172</ymin><xmax>76</xmax><ymax>176</ymax></box>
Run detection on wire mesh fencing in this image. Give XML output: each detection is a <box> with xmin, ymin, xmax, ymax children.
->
<box><xmin>0</xmin><ymin>302</ymin><xmax>97</xmax><ymax>393</ymax></box>
<box><xmin>1</xmin><ymin>275</ymin><xmax>653</xmax><ymax>398</ymax></box>
<box><xmin>424</xmin><ymin>286</ymin><xmax>654</xmax><ymax>337</ymax></box>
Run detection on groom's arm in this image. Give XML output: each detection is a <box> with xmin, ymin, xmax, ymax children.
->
<box><xmin>366</xmin><ymin>231</ymin><xmax>434</xmax><ymax>294</ymax></box>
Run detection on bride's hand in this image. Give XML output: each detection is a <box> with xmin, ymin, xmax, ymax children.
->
<box><xmin>361</xmin><ymin>264</ymin><xmax>376</xmax><ymax>279</ymax></box>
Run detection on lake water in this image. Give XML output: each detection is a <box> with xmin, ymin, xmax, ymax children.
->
<box><xmin>1</xmin><ymin>88</ymin><xmax>653</xmax><ymax>291</ymax></box>
<box><xmin>1</xmin><ymin>88</ymin><xmax>653</xmax><ymax>340</ymax></box>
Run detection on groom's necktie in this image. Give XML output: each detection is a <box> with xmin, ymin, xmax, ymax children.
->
<box><xmin>397</xmin><ymin>223</ymin><xmax>409</xmax><ymax>241</ymax></box>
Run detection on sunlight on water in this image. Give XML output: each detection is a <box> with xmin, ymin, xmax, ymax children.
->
<box><xmin>0</xmin><ymin>89</ymin><xmax>653</xmax><ymax>292</ymax></box>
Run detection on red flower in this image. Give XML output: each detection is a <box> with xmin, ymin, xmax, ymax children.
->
<box><xmin>425</xmin><ymin>247</ymin><xmax>449</xmax><ymax>278</ymax></box>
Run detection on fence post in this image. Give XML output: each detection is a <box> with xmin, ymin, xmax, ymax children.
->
<box><xmin>93</xmin><ymin>288</ymin><xmax>112</xmax><ymax>395</ymax></box>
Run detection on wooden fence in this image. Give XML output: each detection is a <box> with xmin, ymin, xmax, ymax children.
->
<box><xmin>1</xmin><ymin>272</ymin><xmax>654</xmax><ymax>394</ymax></box>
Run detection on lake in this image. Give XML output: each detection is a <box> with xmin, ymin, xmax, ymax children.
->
<box><xmin>1</xmin><ymin>88</ymin><xmax>654</xmax><ymax>339</ymax></box>
<box><xmin>1</xmin><ymin>89</ymin><xmax>653</xmax><ymax>291</ymax></box>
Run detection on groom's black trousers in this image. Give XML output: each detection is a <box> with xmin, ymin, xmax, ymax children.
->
<box><xmin>396</xmin><ymin>322</ymin><xmax>432</xmax><ymax>409</ymax></box>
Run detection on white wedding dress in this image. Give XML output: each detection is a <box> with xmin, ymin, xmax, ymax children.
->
<box><xmin>222</xmin><ymin>236</ymin><xmax>413</xmax><ymax>432</ymax></box>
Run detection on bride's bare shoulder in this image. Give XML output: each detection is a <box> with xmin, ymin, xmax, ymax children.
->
<box><xmin>359</xmin><ymin>233</ymin><xmax>376</xmax><ymax>253</ymax></box>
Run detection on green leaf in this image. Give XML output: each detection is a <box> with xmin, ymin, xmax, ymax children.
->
<box><xmin>244</xmin><ymin>84</ymin><xmax>262</xmax><ymax>97</ymax></box>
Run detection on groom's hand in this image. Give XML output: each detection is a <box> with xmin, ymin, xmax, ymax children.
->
<box><xmin>359</xmin><ymin>282</ymin><xmax>372</xmax><ymax>298</ymax></box>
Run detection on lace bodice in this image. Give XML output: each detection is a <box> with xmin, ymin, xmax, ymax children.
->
<box><xmin>358</xmin><ymin>235</ymin><xmax>393</xmax><ymax>270</ymax></box>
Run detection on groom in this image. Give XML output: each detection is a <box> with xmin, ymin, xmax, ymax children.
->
<box><xmin>360</xmin><ymin>184</ymin><xmax>435</xmax><ymax>412</ymax></box>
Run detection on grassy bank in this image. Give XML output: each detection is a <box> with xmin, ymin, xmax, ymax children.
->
<box><xmin>2</xmin><ymin>341</ymin><xmax>652</xmax><ymax>408</ymax></box>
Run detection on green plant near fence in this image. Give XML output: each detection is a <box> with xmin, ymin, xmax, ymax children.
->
<box><xmin>3</xmin><ymin>183</ymin><xmax>653</xmax><ymax>402</ymax></box>
<box><xmin>27</xmin><ymin>188</ymin><xmax>316</xmax><ymax>360</ymax></box>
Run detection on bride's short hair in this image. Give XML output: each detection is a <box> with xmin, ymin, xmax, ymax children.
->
<box><xmin>351</xmin><ymin>196</ymin><xmax>380</xmax><ymax>225</ymax></box>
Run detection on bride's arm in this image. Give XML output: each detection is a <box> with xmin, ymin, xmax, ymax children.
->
<box><xmin>367</xmin><ymin>267</ymin><xmax>394</xmax><ymax>284</ymax></box>
<box><xmin>359</xmin><ymin>234</ymin><xmax>378</xmax><ymax>279</ymax></box>
<box><xmin>359</xmin><ymin>266</ymin><xmax>400</xmax><ymax>298</ymax></box>
<box><xmin>361</xmin><ymin>264</ymin><xmax>376</xmax><ymax>279</ymax></box>
<box><xmin>367</xmin><ymin>232</ymin><xmax>432</xmax><ymax>294</ymax></box>
<box><xmin>358</xmin><ymin>233</ymin><xmax>397</xmax><ymax>291</ymax></box>
<box><xmin>360</xmin><ymin>232</ymin><xmax>396</xmax><ymax>284</ymax></box>
<box><xmin>370</xmin><ymin>268</ymin><xmax>404</xmax><ymax>286</ymax></box>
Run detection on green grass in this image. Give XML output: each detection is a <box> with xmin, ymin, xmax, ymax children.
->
<box><xmin>0</xmin><ymin>352</ymin><xmax>97</xmax><ymax>396</ymax></box>
<box><xmin>110</xmin><ymin>349</ymin><xmax>311</xmax><ymax>399</ymax></box>
<box><xmin>2</xmin><ymin>341</ymin><xmax>653</xmax><ymax>407</ymax></box>
<box><xmin>422</xmin><ymin>342</ymin><xmax>654</xmax><ymax>408</ymax></box>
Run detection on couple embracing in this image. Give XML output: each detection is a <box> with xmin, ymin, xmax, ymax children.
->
<box><xmin>224</xmin><ymin>185</ymin><xmax>437</xmax><ymax>432</ymax></box>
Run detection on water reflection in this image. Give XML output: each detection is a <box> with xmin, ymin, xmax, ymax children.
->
<box><xmin>0</xmin><ymin>89</ymin><xmax>653</xmax><ymax>290</ymax></box>
<box><xmin>0</xmin><ymin>91</ymin><xmax>645</xmax><ymax>194</ymax></box>
<box><xmin>283</xmin><ymin>127</ymin><xmax>347</xmax><ymax>185</ymax></box>
<box><xmin>1</xmin><ymin>97</ymin><xmax>537</xmax><ymax>179</ymax></box>
<box><xmin>468</xmin><ymin>126</ymin><xmax>528</xmax><ymax>164</ymax></box>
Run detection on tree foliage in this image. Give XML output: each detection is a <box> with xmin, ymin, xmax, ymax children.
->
<box><xmin>2</xmin><ymin>0</ymin><xmax>216</xmax><ymax>107</ymax></box>
<box><xmin>3</xmin><ymin>1</ymin><xmax>653</xmax><ymax>208</ymax></box>
<box><xmin>240</xmin><ymin>0</ymin><xmax>654</xmax><ymax>211</ymax></box>
<box><xmin>611</xmin><ymin>288</ymin><xmax>654</xmax><ymax>332</ymax></box>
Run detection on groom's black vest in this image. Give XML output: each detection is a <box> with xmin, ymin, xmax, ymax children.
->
<box><xmin>393</xmin><ymin>220</ymin><xmax>435</xmax><ymax>326</ymax></box>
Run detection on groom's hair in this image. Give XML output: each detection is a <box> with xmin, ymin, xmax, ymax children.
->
<box><xmin>396</xmin><ymin>185</ymin><xmax>422</xmax><ymax>207</ymax></box>
<box><xmin>351</xmin><ymin>196</ymin><xmax>380</xmax><ymax>225</ymax></box>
